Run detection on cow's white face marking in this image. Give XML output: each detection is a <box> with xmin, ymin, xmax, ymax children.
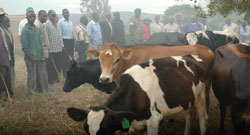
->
<box><xmin>186</xmin><ymin>33</ymin><xmax>198</xmax><ymax>45</ymax></box>
<box><xmin>105</xmin><ymin>49</ymin><xmax>112</xmax><ymax>56</ymax></box>
<box><xmin>87</xmin><ymin>110</ymin><xmax>105</xmax><ymax>135</ymax></box>
<box><xmin>191</xmin><ymin>55</ymin><xmax>203</xmax><ymax>62</ymax></box>
<box><xmin>171</xmin><ymin>56</ymin><xmax>194</xmax><ymax>75</ymax></box>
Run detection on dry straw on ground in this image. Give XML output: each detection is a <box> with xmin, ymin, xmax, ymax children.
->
<box><xmin>0</xmin><ymin>49</ymin><xmax>234</xmax><ymax>135</ymax></box>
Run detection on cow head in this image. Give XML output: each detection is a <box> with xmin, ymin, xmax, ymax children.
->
<box><xmin>63</xmin><ymin>59</ymin><xmax>82</xmax><ymax>92</ymax></box>
<box><xmin>186</xmin><ymin>32</ymin><xmax>198</xmax><ymax>45</ymax></box>
<box><xmin>87</xmin><ymin>43</ymin><xmax>132</xmax><ymax>84</ymax></box>
<box><xmin>67</xmin><ymin>107</ymin><xmax>136</xmax><ymax>135</ymax></box>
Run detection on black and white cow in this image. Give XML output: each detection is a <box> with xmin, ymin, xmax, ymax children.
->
<box><xmin>186</xmin><ymin>30</ymin><xmax>240</xmax><ymax>52</ymax></box>
<box><xmin>67</xmin><ymin>55</ymin><xmax>208</xmax><ymax>135</ymax></box>
<box><xmin>63</xmin><ymin>59</ymin><xmax>116</xmax><ymax>94</ymax></box>
<box><xmin>147</xmin><ymin>32</ymin><xmax>188</xmax><ymax>46</ymax></box>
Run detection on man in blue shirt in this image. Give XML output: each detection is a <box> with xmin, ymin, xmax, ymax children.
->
<box><xmin>182</xmin><ymin>15</ymin><xmax>203</xmax><ymax>33</ymax></box>
<box><xmin>87</xmin><ymin>12</ymin><xmax>103</xmax><ymax>50</ymax></box>
<box><xmin>58</xmin><ymin>9</ymin><xmax>75</xmax><ymax>58</ymax></box>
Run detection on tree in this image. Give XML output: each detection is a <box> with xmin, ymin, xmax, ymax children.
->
<box><xmin>163</xmin><ymin>4</ymin><xmax>196</xmax><ymax>24</ymax></box>
<box><xmin>80</xmin><ymin>0</ymin><xmax>111</xmax><ymax>18</ymax></box>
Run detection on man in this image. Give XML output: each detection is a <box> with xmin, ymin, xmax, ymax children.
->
<box><xmin>21</xmin><ymin>7</ymin><xmax>51</xmax><ymax>96</ymax></box>
<box><xmin>111</xmin><ymin>12</ymin><xmax>125</xmax><ymax>47</ymax></box>
<box><xmin>34</xmin><ymin>10</ymin><xmax>51</xmax><ymax>93</ymax></box>
<box><xmin>129</xmin><ymin>8</ymin><xmax>144</xmax><ymax>44</ymax></box>
<box><xmin>164</xmin><ymin>16</ymin><xmax>180</xmax><ymax>33</ymax></box>
<box><xmin>223</xmin><ymin>17</ymin><xmax>238</xmax><ymax>33</ymax></box>
<box><xmin>182</xmin><ymin>15</ymin><xmax>203</xmax><ymax>33</ymax></box>
<box><xmin>150</xmin><ymin>15</ymin><xmax>164</xmax><ymax>35</ymax></box>
<box><xmin>2</xmin><ymin>15</ymin><xmax>15</xmax><ymax>92</ymax></box>
<box><xmin>58</xmin><ymin>9</ymin><xmax>75</xmax><ymax>59</ymax></box>
<box><xmin>239</xmin><ymin>21</ymin><xmax>250</xmax><ymax>42</ymax></box>
<box><xmin>75</xmin><ymin>15</ymin><xmax>89</xmax><ymax>62</ymax></box>
<box><xmin>100</xmin><ymin>13</ymin><xmax>113</xmax><ymax>44</ymax></box>
<box><xmin>45</xmin><ymin>10</ymin><xmax>67</xmax><ymax>84</ymax></box>
<box><xmin>87</xmin><ymin>12</ymin><xmax>102</xmax><ymax>50</ymax></box>
<box><xmin>0</xmin><ymin>8</ymin><xmax>14</xmax><ymax>98</ymax></box>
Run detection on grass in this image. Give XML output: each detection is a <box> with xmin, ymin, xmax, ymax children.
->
<box><xmin>0</xmin><ymin>48</ymin><xmax>234</xmax><ymax>135</ymax></box>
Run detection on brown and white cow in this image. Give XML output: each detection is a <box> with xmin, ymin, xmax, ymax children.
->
<box><xmin>212</xmin><ymin>44</ymin><xmax>250</xmax><ymax>135</ymax></box>
<box><xmin>67</xmin><ymin>55</ymin><xmax>208</xmax><ymax>135</ymax></box>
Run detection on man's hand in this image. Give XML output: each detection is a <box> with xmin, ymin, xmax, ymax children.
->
<box><xmin>30</xmin><ymin>57</ymin><xmax>38</xmax><ymax>64</ymax></box>
<box><xmin>40</xmin><ymin>56</ymin><xmax>45</xmax><ymax>62</ymax></box>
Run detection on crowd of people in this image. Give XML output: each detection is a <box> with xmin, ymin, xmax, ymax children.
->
<box><xmin>0</xmin><ymin>6</ymin><xmax>249</xmax><ymax>99</ymax></box>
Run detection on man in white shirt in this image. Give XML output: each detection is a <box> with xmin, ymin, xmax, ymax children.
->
<box><xmin>223</xmin><ymin>17</ymin><xmax>238</xmax><ymax>33</ymax></box>
<box><xmin>18</xmin><ymin>18</ymin><xmax>27</xmax><ymax>42</ymax></box>
<box><xmin>164</xmin><ymin>16</ymin><xmax>180</xmax><ymax>33</ymax></box>
<box><xmin>150</xmin><ymin>15</ymin><xmax>164</xmax><ymax>35</ymax></box>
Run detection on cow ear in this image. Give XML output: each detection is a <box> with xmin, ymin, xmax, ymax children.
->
<box><xmin>113</xmin><ymin>111</ymin><xmax>136</xmax><ymax>129</ymax></box>
<box><xmin>70</xmin><ymin>59</ymin><xmax>77</xmax><ymax>68</ymax></box>
<box><xmin>86</xmin><ymin>49</ymin><xmax>100</xmax><ymax>59</ymax></box>
<box><xmin>67</xmin><ymin>107</ymin><xmax>89</xmax><ymax>121</ymax></box>
<box><xmin>122</xmin><ymin>49</ymin><xmax>132</xmax><ymax>60</ymax></box>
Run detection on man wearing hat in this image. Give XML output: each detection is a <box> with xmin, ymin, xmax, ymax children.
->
<box><xmin>0</xmin><ymin>8</ymin><xmax>14</xmax><ymax>98</ymax></box>
<box><xmin>21</xmin><ymin>7</ymin><xmax>51</xmax><ymax>96</ymax></box>
<box><xmin>129</xmin><ymin>8</ymin><xmax>144</xmax><ymax>44</ymax></box>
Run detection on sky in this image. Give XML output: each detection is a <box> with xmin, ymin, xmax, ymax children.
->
<box><xmin>1</xmin><ymin>0</ymin><xmax>206</xmax><ymax>15</ymax></box>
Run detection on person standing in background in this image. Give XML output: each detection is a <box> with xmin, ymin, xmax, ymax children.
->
<box><xmin>163</xmin><ymin>16</ymin><xmax>180</xmax><ymax>33</ymax></box>
<box><xmin>45</xmin><ymin>10</ymin><xmax>66</xmax><ymax>84</ymax></box>
<box><xmin>111</xmin><ymin>12</ymin><xmax>125</xmax><ymax>47</ymax></box>
<box><xmin>150</xmin><ymin>15</ymin><xmax>164</xmax><ymax>35</ymax></box>
<box><xmin>34</xmin><ymin>10</ymin><xmax>51</xmax><ymax>93</ymax></box>
<box><xmin>129</xmin><ymin>8</ymin><xmax>144</xmax><ymax>44</ymax></box>
<box><xmin>21</xmin><ymin>7</ymin><xmax>51</xmax><ymax>97</ymax></box>
<box><xmin>142</xmin><ymin>18</ymin><xmax>151</xmax><ymax>41</ymax></box>
<box><xmin>182</xmin><ymin>15</ymin><xmax>203</xmax><ymax>33</ymax></box>
<box><xmin>100</xmin><ymin>13</ymin><xmax>113</xmax><ymax>44</ymax></box>
<box><xmin>239</xmin><ymin>21</ymin><xmax>250</xmax><ymax>42</ymax></box>
<box><xmin>2</xmin><ymin>15</ymin><xmax>15</xmax><ymax>92</ymax></box>
<box><xmin>223</xmin><ymin>17</ymin><xmax>238</xmax><ymax>33</ymax></box>
<box><xmin>0</xmin><ymin>8</ymin><xmax>14</xmax><ymax>98</ymax></box>
<box><xmin>87</xmin><ymin>12</ymin><xmax>103</xmax><ymax>50</ymax></box>
<box><xmin>75</xmin><ymin>15</ymin><xmax>89</xmax><ymax>62</ymax></box>
<box><xmin>58</xmin><ymin>9</ymin><xmax>75</xmax><ymax>59</ymax></box>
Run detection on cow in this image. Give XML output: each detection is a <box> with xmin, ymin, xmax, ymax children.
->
<box><xmin>186</xmin><ymin>30</ymin><xmax>240</xmax><ymax>52</ymax></box>
<box><xmin>67</xmin><ymin>55</ymin><xmax>208</xmax><ymax>135</ymax></box>
<box><xmin>147</xmin><ymin>32</ymin><xmax>188</xmax><ymax>45</ymax></box>
<box><xmin>212</xmin><ymin>43</ymin><xmax>250</xmax><ymax>135</ymax></box>
<box><xmin>63</xmin><ymin>59</ymin><xmax>116</xmax><ymax>94</ymax></box>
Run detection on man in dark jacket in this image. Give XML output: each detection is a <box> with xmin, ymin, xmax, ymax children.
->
<box><xmin>0</xmin><ymin>8</ymin><xmax>14</xmax><ymax>98</ymax></box>
<box><xmin>112</xmin><ymin>12</ymin><xmax>125</xmax><ymax>47</ymax></box>
<box><xmin>100</xmin><ymin>13</ymin><xmax>113</xmax><ymax>44</ymax></box>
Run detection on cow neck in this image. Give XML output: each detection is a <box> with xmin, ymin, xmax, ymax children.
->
<box><xmin>228</xmin><ymin>44</ymin><xmax>250</xmax><ymax>59</ymax></box>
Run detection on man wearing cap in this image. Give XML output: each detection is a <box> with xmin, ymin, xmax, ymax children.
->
<box><xmin>129</xmin><ymin>8</ymin><xmax>144</xmax><ymax>44</ymax></box>
<box><xmin>0</xmin><ymin>8</ymin><xmax>14</xmax><ymax>98</ymax></box>
<box><xmin>21</xmin><ymin>7</ymin><xmax>51</xmax><ymax>96</ymax></box>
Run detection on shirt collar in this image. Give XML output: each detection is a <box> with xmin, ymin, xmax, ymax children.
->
<box><xmin>91</xmin><ymin>20</ymin><xmax>96</xmax><ymax>24</ymax></box>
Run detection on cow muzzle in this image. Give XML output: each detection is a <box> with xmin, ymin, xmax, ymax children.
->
<box><xmin>99</xmin><ymin>76</ymin><xmax>112</xmax><ymax>84</ymax></box>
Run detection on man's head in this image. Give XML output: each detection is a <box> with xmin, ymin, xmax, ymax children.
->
<box><xmin>62</xmin><ymin>8</ymin><xmax>69</xmax><ymax>20</ymax></box>
<box><xmin>190</xmin><ymin>15</ymin><xmax>196</xmax><ymax>23</ymax></box>
<box><xmin>48</xmin><ymin>10</ymin><xmax>56</xmax><ymax>22</ymax></box>
<box><xmin>225</xmin><ymin>17</ymin><xmax>231</xmax><ymax>25</ymax></box>
<box><xmin>155</xmin><ymin>15</ymin><xmax>160</xmax><ymax>23</ymax></box>
<box><xmin>0</xmin><ymin>8</ymin><xmax>6</xmax><ymax>23</ymax></box>
<box><xmin>168</xmin><ymin>16</ymin><xmax>174</xmax><ymax>24</ymax></box>
<box><xmin>134</xmin><ymin>8</ymin><xmax>141</xmax><ymax>18</ymax></box>
<box><xmin>26</xmin><ymin>7</ymin><xmax>36</xmax><ymax>25</ymax></box>
<box><xmin>113</xmin><ymin>12</ymin><xmax>120</xmax><ymax>20</ymax></box>
<box><xmin>38</xmin><ymin>10</ymin><xmax>47</xmax><ymax>23</ymax></box>
<box><xmin>92</xmin><ymin>12</ymin><xmax>100</xmax><ymax>22</ymax></box>
<box><xmin>105</xmin><ymin>13</ymin><xmax>111</xmax><ymax>21</ymax></box>
<box><xmin>80</xmin><ymin>15</ymin><xmax>88</xmax><ymax>26</ymax></box>
<box><xmin>2</xmin><ymin>16</ymin><xmax>10</xmax><ymax>28</ymax></box>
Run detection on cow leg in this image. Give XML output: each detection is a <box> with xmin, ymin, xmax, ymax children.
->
<box><xmin>196</xmin><ymin>93</ymin><xmax>208</xmax><ymax>135</ymax></box>
<box><xmin>146</xmin><ymin>109</ymin><xmax>161</xmax><ymax>135</ymax></box>
<box><xmin>219</xmin><ymin>103</ymin><xmax>226</xmax><ymax>135</ymax></box>
<box><xmin>184</xmin><ymin>112</ymin><xmax>191</xmax><ymax>135</ymax></box>
<box><xmin>230</xmin><ymin>106</ymin><xmax>248</xmax><ymax>135</ymax></box>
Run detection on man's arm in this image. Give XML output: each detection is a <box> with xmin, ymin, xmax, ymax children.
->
<box><xmin>58</xmin><ymin>21</ymin><xmax>64</xmax><ymax>47</ymax></box>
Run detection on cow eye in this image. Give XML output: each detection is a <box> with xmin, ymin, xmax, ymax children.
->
<box><xmin>114</xmin><ymin>58</ymin><xmax>120</xmax><ymax>64</ymax></box>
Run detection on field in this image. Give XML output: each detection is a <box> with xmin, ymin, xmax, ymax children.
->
<box><xmin>0</xmin><ymin>48</ymin><xmax>235</xmax><ymax>135</ymax></box>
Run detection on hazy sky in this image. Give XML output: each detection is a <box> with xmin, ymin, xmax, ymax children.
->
<box><xmin>1</xmin><ymin>0</ymin><xmax>205</xmax><ymax>15</ymax></box>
